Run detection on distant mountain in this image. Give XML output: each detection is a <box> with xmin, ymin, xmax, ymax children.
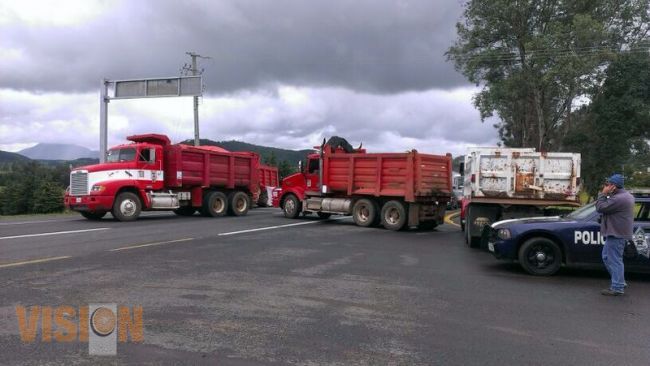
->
<box><xmin>0</xmin><ymin>150</ymin><xmax>31</xmax><ymax>163</ymax></box>
<box><xmin>18</xmin><ymin>143</ymin><xmax>99</xmax><ymax>160</ymax></box>
<box><xmin>180</xmin><ymin>139</ymin><xmax>313</xmax><ymax>164</ymax></box>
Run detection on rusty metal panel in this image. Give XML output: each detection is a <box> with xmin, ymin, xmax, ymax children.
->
<box><xmin>464</xmin><ymin>147</ymin><xmax>581</xmax><ymax>202</ymax></box>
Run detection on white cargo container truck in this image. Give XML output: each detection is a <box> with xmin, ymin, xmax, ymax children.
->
<box><xmin>460</xmin><ymin>147</ymin><xmax>581</xmax><ymax>247</ymax></box>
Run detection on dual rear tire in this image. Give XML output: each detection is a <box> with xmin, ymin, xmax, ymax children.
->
<box><xmin>354</xmin><ymin>198</ymin><xmax>407</xmax><ymax>231</ymax></box>
<box><xmin>201</xmin><ymin>190</ymin><xmax>250</xmax><ymax>217</ymax></box>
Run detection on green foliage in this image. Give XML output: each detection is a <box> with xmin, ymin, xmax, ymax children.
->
<box><xmin>278</xmin><ymin>160</ymin><xmax>297</xmax><ymax>180</ymax></box>
<box><xmin>564</xmin><ymin>51</ymin><xmax>650</xmax><ymax>195</ymax></box>
<box><xmin>0</xmin><ymin>161</ymin><xmax>68</xmax><ymax>215</ymax></box>
<box><xmin>32</xmin><ymin>182</ymin><xmax>65</xmax><ymax>213</ymax></box>
<box><xmin>447</xmin><ymin>0</ymin><xmax>650</xmax><ymax>150</ymax></box>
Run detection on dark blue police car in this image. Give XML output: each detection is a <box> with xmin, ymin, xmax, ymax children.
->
<box><xmin>487</xmin><ymin>195</ymin><xmax>650</xmax><ymax>276</ymax></box>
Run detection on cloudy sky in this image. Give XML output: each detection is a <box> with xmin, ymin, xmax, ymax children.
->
<box><xmin>0</xmin><ymin>0</ymin><xmax>499</xmax><ymax>155</ymax></box>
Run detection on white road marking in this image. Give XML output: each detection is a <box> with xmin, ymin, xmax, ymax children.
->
<box><xmin>109</xmin><ymin>238</ymin><xmax>194</xmax><ymax>252</ymax></box>
<box><xmin>0</xmin><ymin>256</ymin><xmax>72</xmax><ymax>268</ymax></box>
<box><xmin>0</xmin><ymin>228</ymin><xmax>109</xmax><ymax>240</ymax></box>
<box><xmin>218</xmin><ymin>216</ymin><xmax>350</xmax><ymax>236</ymax></box>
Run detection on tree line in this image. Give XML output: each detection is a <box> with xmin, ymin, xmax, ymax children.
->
<box><xmin>447</xmin><ymin>0</ymin><xmax>650</xmax><ymax>195</ymax></box>
<box><xmin>0</xmin><ymin>161</ymin><xmax>69</xmax><ymax>215</ymax></box>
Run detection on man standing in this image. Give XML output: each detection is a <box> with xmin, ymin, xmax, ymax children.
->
<box><xmin>596</xmin><ymin>174</ymin><xmax>634</xmax><ymax>296</ymax></box>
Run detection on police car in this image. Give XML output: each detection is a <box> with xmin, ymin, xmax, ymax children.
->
<box><xmin>487</xmin><ymin>195</ymin><xmax>650</xmax><ymax>276</ymax></box>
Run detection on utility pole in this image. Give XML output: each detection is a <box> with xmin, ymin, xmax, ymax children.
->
<box><xmin>183</xmin><ymin>52</ymin><xmax>211</xmax><ymax>146</ymax></box>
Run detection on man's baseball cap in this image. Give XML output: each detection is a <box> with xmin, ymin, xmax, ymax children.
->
<box><xmin>606</xmin><ymin>174</ymin><xmax>624</xmax><ymax>188</ymax></box>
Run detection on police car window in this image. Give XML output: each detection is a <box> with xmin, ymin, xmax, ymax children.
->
<box><xmin>566</xmin><ymin>202</ymin><xmax>597</xmax><ymax>220</ymax></box>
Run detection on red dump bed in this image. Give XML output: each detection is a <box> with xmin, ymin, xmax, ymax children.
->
<box><xmin>259</xmin><ymin>164</ymin><xmax>279</xmax><ymax>188</ymax></box>
<box><xmin>163</xmin><ymin>144</ymin><xmax>260</xmax><ymax>192</ymax></box>
<box><xmin>322</xmin><ymin>149</ymin><xmax>452</xmax><ymax>202</ymax></box>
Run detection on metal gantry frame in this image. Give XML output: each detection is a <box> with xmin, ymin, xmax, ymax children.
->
<box><xmin>99</xmin><ymin>76</ymin><xmax>203</xmax><ymax>162</ymax></box>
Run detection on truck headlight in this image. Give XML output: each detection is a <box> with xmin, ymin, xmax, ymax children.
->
<box><xmin>91</xmin><ymin>185</ymin><xmax>106</xmax><ymax>193</ymax></box>
<box><xmin>496</xmin><ymin>228</ymin><xmax>511</xmax><ymax>240</ymax></box>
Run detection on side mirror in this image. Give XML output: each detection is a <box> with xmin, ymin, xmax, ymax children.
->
<box><xmin>459</xmin><ymin>162</ymin><xmax>465</xmax><ymax>176</ymax></box>
<box><xmin>298</xmin><ymin>160</ymin><xmax>303</xmax><ymax>172</ymax></box>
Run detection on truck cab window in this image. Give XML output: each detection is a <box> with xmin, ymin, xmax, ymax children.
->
<box><xmin>106</xmin><ymin>148</ymin><xmax>136</xmax><ymax>163</ymax></box>
<box><xmin>138</xmin><ymin>148</ymin><xmax>155</xmax><ymax>163</ymax></box>
<box><xmin>308</xmin><ymin>159</ymin><xmax>319</xmax><ymax>174</ymax></box>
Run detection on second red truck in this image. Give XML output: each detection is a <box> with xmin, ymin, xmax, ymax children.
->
<box><xmin>273</xmin><ymin>138</ymin><xmax>453</xmax><ymax>230</ymax></box>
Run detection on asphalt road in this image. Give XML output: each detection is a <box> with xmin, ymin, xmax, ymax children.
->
<box><xmin>1</xmin><ymin>208</ymin><xmax>649</xmax><ymax>365</ymax></box>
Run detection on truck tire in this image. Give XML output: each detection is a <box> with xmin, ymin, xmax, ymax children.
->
<box><xmin>317</xmin><ymin>212</ymin><xmax>332</xmax><ymax>219</ymax></box>
<box><xmin>228</xmin><ymin>191</ymin><xmax>250</xmax><ymax>216</ymax></box>
<box><xmin>112</xmin><ymin>192</ymin><xmax>141</xmax><ymax>222</ymax></box>
<box><xmin>201</xmin><ymin>191</ymin><xmax>228</xmax><ymax>217</ymax></box>
<box><xmin>465</xmin><ymin>206</ymin><xmax>480</xmax><ymax>248</ymax></box>
<box><xmin>352</xmin><ymin>199</ymin><xmax>377</xmax><ymax>227</ymax></box>
<box><xmin>518</xmin><ymin>237</ymin><xmax>562</xmax><ymax>276</ymax></box>
<box><xmin>257</xmin><ymin>189</ymin><xmax>269</xmax><ymax>207</ymax></box>
<box><xmin>380</xmin><ymin>200</ymin><xmax>407</xmax><ymax>231</ymax></box>
<box><xmin>81</xmin><ymin>211</ymin><xmax>106</xmax><ymax>220</ymax></box>
<box><xmin>283</xmin><ymin>194</ymin><xmax>302</xmax><ymax>219</ymax></box>
<box><xmin>173</xmin><ymin>206</ymin><xmax>196</xmax><ymax>216</ymax></box>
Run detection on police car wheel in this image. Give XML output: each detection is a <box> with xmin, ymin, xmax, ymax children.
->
<box><xmin>518</xmin><ymin>237</ymin><xmax>562</xmax><ymax>276</ymax></box>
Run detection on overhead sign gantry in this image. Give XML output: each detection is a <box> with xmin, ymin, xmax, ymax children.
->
<box><xmin>99</xmin><ymin>76</ymin><xmax>203</xmax><ymax>162</ymax></box>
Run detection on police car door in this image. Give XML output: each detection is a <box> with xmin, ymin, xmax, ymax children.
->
<box><xmin>628</xmin><ymin>201</ymin><xmax>650</xmax><ymax>265</ymax></box>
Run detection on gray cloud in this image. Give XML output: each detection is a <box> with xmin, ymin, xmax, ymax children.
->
<box><xmin>0</xmin><ymin>0</ymin><xmax>468</xmax><ymax>94</ymax></box>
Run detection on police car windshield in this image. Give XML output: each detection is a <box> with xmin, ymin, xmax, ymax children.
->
<box><xmin>566</xmin><ymin>202</ymin><xmax>597</xmax><ymax>220</ymax></box>
<box><xmin>106</xmin><ymin>148</ymin><xmax>136</xmax><ymax>163</ymax></box>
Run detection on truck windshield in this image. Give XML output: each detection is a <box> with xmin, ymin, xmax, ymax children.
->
<box><xmin>106</xmin><ymin>148</ymin><xmax>136</xmax><ymax>163</ymax></box>
<box><xmin>566</xmin><ymin>202</ymin><xmax>597</xmax><ymax>220</ymax></box>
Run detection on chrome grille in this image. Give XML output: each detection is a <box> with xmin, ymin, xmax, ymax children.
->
<box><xmin>70</xmin><ymin>171</ymin><xmax>88</xmax><ymax>196</ymax></box>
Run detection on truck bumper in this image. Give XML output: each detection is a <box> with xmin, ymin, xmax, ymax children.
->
<box><xmin>65</xmin><ymin>194</ymin><xmax>113</xmax><ymax>212</ymax></box>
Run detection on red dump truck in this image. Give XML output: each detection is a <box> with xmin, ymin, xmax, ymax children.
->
<box><xmin>272</xmin><ymin>137</ymin><xmax>453</xmax><ymax>230</ymax></box>
<box><xmin>64</xmin><ymin>134</ymin><xmax>278</xmax><ymax>221</ymax></box>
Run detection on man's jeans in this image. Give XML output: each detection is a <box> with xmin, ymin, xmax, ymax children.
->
<box><xmin>602</xmin><ymin>236</ymin><xmax>626</xmax><ymax>292</ymax></box>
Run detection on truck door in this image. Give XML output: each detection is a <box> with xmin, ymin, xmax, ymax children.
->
<box><xmin>137</xmin><ymin>146</ymin><xmax>164</xmax><ymax>190</ymax></box>
<box><xmin>305</xmin><ymin>157</ymin><xmax>321</xmax><ymax>194</ymax></box>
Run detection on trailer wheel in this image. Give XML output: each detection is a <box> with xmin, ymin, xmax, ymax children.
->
<box><xmin>518</xmin><ymin>237</ymin><xmax>562</xmax><ymax>276</ymax></box>
<box><xmin>283</xmin><ymin>194</ymin><xmax>301</xmax><ymax>219</ymax></box>
<box><xmin>112</xmin><ymin>192</ymin><xmax>141</xmax><ymax>222</ymax></box>
<box><xmin>173</xmin><ymin>206</ymin><xmax>196</xmax><ymax>216</ymax></box>
<box><xmin>380</xmin><ymin>200</ymin><xmax>407</xmax><ymax>231</ymax></box>
<box><xmin>352</xmin><ymin>199</ymin><xmax>377</xmax><ymax>227</ymax></box>
<box><xmin>465</xmin><ymin>206</ymin><xmax>480</xmax><ymax>248</ymax></box>
<box><xmin>317</xmin><ymin>212</ymin><xmax>332</xmax><ymax>219</ymax></box>
<box><xmin>81</xmin><ymin>211</ymin><xmax>106</xmax><ymax>220</ymax></box>
<box><xmin>202</xmin><ymin>191</ymin><xmax>228</xmax><ymax>217</ymax></box>
<box><xmin>228</xmin><ymin>191</ymin><xmax>250</xmax><ymax>216</ymax></box>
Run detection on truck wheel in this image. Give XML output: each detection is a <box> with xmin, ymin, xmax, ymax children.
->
<box><xmin>257</xmin><ymin>189</ymin><xmax>269</xmax><ymax>207</ymax></box>
<box><xmin>81</xmin><ymin>211</ymin><xmax>106</xmax><ymax>220</ymax></box>
<box><xmin>518</xmin><ymin>237</ymin><xmax>562</xmax><ymax>276</ymax></box>
<box><xmin>317</xmin><ymin>212</ymin><xmax>332</xmax><ymax>219</ymax></box>
<box><xmin>173</xmin><ymin>206</ymin><xmax>196</xmax><ymax>216</ymax></box>
<box><xmin>465</xmin><ymin>206</ymin><xmax>480</xmax><ymax>248</ymax></box>
<box><xmin>380</xmin><ymin>200</ymin><xmax>407</xmax><ymax>231</ymax></box>
<box><xmin>228</xmin><ymin>191</ymin><xmax>250</xmax><ymax>216</ymax></box>
<box><xmin>352</xmin><ymin>199</ymin><xmax>377</xmax><ymax>227</ymax></box>
<box><xmin>202</xmin><ymin>191</ymin><xmax>228</xmax><ymax>217</ymax></box>
<box><xmin>112</xmin><ymin>192</ymin><xmax>141</xmax><ymax>222</ymax></box>
<box><xmin>283</xmin><ymin>194</ymin><xmax>302</xmax><ymax>219</ymax></box>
